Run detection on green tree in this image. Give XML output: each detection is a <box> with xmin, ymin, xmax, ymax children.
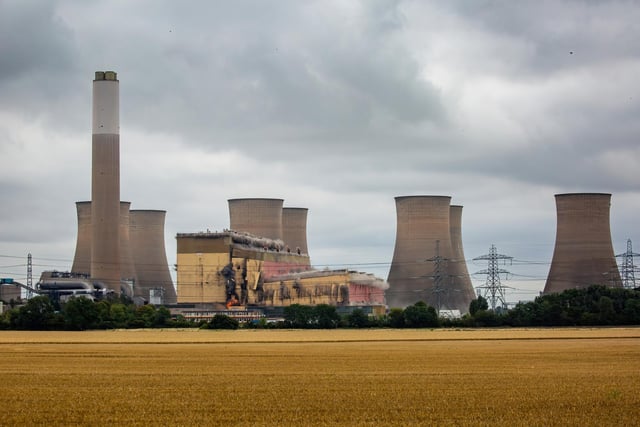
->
<box><xmin>346</xmin><ymin>308</ymin><xmax>369</xmax><ymax>328</ymax></box>
<box><xmin>284</xmin><ymin>304</ymin><xmax>314</xmax><ymax>328</ymax></box>
<box><xmin>0</xmin><ymin>308</ymin><xmax>17</xmax><ymax>329</ymax></box>
<box><xmin>622</xmin><ymin>299</ymin><xmax>640</xmax><ymax>324</ymax></box>
<box><xmin>93</xmin><ymin>300</ymin><xmax>114</xmax><ymax>329</ymax></box>
<box><xmin>209</xmin><ymin>314</ymin><xmax>239</xmax><ymax>330</ymax></box>
<box><xmin>469</xmin><ymin>295</ymin><xmax>489</xmax><ymax>316</ymax></box>
<box><xmin>109</xmin><ymin>303</ymin><xmax>134</xmax><ymax>328</ymax></box>
<box><xmin>62</xmin><ymin>297</ymin><xmax>99</xmax><ymax>330</ymax></box>
<box><xmin>134</xmin><ymin>305</ymin><xmax>157</xmax><ymax>328</ymax></box>
<box><xmin>12</xmin><ymin>296</ymin><xmax>55</xmax><ymax>330</ymax></box>
<box><xmin>472</xmin><ymin>309</ymin><xmax>504</xmax><ymax>327</ymax></box>
<box><xmin>597</xmin><ymin>296</ymin><xmax>616</xmax><ymax>324</ymax></box>
<box><xmin>313</xmin><ymin>304</ymin><xmax>340</xmax><ymax>329</ymax></box>
<box><xmin>403</xmin><ymin>301</ymin><xmax>438</xmax><ymax>328</ymax></box>
<box><xmin>388</xmin><ymin>308</ymin><xmax>406</xmax><ymax>328</ymax></box>
<box><xmin>155</xmin><ymin>306</ymin><xmax>172</xmax><ymax>327</ymax></box>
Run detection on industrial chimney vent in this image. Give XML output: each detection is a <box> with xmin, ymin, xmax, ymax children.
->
<box><xmin>94</xmin><ymin>71</ymin><xmax>118</xmax><ymax>81</ymax></box>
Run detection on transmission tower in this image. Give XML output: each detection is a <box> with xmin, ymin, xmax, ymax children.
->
<box><xmin>426</xmin><ymin>240</ymin><xmax>449</xmax><ymax>312</ymax></box>
<box><xmin>616</xmin><ymin>239</ymin><xmax>639</xmax><ymax>289</ymax></box>
<box><xmin>473</xmin><ymin>245</ymin><xmax>513</xmax><ymax>311</ymax></box>
<box><xmin>27</xmin><ymin>253</ymin><xmax>33</xmax><ymax>299</ymax></box>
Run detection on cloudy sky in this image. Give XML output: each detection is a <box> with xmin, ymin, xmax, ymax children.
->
<box><xmin>1</xmin><ymin>0</ymin><xmax>638</xmax><ymax>303</ymax></box>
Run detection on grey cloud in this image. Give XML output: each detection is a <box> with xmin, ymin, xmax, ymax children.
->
<box><xmin>0</xmin><ymin>2</ymin><xmax>74</xmax><ymax>78</ymax></box>
<box><xmin>106</xmin><ymin>1</ymin><xmax>445</xmax><ymax>159</ymax></box>
<box><xmin>441</xmin><ymin>1</ymin><xmax>640</xmax><ymax>76</ymax></box>
<box><xmin>0</xmin><ymin>1</ymin><xmax>78</xmax><ymax>105</ymax></box>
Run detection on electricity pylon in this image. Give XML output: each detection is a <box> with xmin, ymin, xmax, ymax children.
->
<box><xmin>426</xmin><ymin>240</ymin><xmax>449</xmax><ymax>312</ymax></box>
<box><xmin>616</xmin><ymin>239</ymin><xmax>639</xmax><ymax>289</ymax></box>
<box><xmin>473</xmin><ymin>245</ymin><xmax>512</xmax><ymax>311</ymax></box>
<box><xmin>27</xmin><ymin>253</ymin><xmax>33</xmax><ymax>299</ymax></box>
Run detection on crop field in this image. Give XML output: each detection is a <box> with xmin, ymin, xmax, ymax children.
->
<box><xmin>0</xmin><ymin>328</ymin><xmax>638</xmax><ymax>426</ymax></box>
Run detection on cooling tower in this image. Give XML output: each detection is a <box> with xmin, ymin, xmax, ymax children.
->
<box><xmin>72</xmin><ymin>201</ymin><xmax>138</xmax><ymax>282</ymax></box>
<box><xmin>228</xmin><ymin>198</ymin><xmax>284</xmax><ymax>241</ymax></box>
<box><xmin>91</xmin><ymin>71</ymin><xmax>121</xmax><ymax>291</ymax></box>
<box><xmin>544</xmin><ymin>193</ymin><xmax>622</xmax><ymax>294</ymax></box>
<box><xmin>282</xmin><ymin>207</ymin><xmax>309</xmax><ymax>255</ymax></box>
<box><xmin>119</xmin><ymin>202</ymin><xmax>138</xmax><ymax>285</ymax></box>
<box><xmin>449</xmin><ymin>205</ymin><xmax>476</xmax><ymax>307</ymax></box>
<box><xmin>71</xmin><ymin>201</ymin><xmax>92</xmax><ymax>275</ymax></box>
<box><xmin>387</xmin><ymin>196</ymin><xmax>460</xmax><ymax>311</ymax></box>
<box><xmin>129</xmin><ymin>210</ymin><xmax>176</xmax><ymax>304</ymax></box>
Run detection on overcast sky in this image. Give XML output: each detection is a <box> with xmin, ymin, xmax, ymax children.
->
<box><xmin>1</xmin><ymin>0</ymin><xmax>638</xmax><ymax>303</ymax></box>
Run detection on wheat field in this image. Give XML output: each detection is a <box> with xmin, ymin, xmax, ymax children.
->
<box><xmin>0</xmin><ymin>328</ymin><xmax>638</xmax><ymax>426</ymax></box>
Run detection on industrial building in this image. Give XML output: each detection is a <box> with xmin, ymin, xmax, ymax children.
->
<box><xmin>0</xmin><ymin>280</ymin><xmax>22</xmax><ymax>308</ymax></box>
<box><xmin>176</xmin><ymin>230</ymin><xmax>386</xmax><ymax>309</ymax></box>
<box><xmin>386</xmin><ymin>196</ymin><xmax>475</xmax><ymax>313</ymax></box>
<box><xmin>175</xmin><ymin>198</ymin><xmax>387</xmax><ymax>310</ymax></box>
<box><xmin>544</xmin><ymin>193</ymin><xmax>622</xmax><ymax>294</ymax></box>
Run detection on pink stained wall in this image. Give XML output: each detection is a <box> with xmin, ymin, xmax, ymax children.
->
<box><xmin>349</xmin><ymin>283</ymin><xmax>386</xmax><ymax>305</ymax></box>
<box><xmin>261</xmin><ymin>260</ymin><xmax>312</xmax><ymax>280</ymax></box>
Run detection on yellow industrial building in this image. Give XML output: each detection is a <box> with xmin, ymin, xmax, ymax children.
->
<box><xmin>176</xmin><ymin>231</ymin><xmax>387</xmax><ymax>309</ymax></box>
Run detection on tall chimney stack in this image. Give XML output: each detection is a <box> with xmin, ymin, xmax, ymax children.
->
<box><xmin>91</xmin><ymin>71</ymin><xmax>121</xmax><ymax>291</ymax></box>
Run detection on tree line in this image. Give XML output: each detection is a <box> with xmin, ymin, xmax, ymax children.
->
<box><xmin>1</xmin><ymin>285</ymin><xmax>639</xmax><ymax>330</ymax></box>
<box><xmin>0</xmin><ymin>295</ymin><xmax>183</xmax><ymax>330</ymax></box>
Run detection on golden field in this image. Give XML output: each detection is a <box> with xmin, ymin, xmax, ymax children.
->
<box><xmin>0</xmin><ymin>328</ymin><xmax>638</xmax><ymax>426</ymax></box>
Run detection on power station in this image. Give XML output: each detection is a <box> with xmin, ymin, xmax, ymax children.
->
<box><xmin>13</xmin><ymin>71</ymin><xmax>628</xmax><ymax>318</ymax></box>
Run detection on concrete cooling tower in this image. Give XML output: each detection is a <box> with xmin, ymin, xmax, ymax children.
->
<box><xmin>72</xmin><ymin>201</ymin><xmax>138</xmax><ymax>282</ymax></box>
<box><xmin>282</xmin><ymin>207</ymin><xmax>309</xmax><ymax>255</ymax></box>
<box><xmin>71</xmin><ymin>201</ymin><xmax>92</xmax><ymax>275</ymax></box>
<box><xmin>129</xmin><ymin>210</ymin><xmax>176</xmax><ymax>304</ymax></box>
<box><xmin>387</xmin><ymin>196</ymin><xmax>459</xmax><ymax>311</ymax></box>
<box><xmin>449</xmin><ymin>205</ymin><xmax>477</xmax><ymax>305</ymax></box>
<box><xmin>544</xmin><ymin>193</ymin><xmax>622</xmax><ymax>294</ymax></box>
<box><xmin>119</xmin><ymin>202</ymin><xmax>138</xmax><ymax>286</ymax></box>
<box><xmin>91</xmin><ymin>71</ymin><xmax>121</xmax><ymax>291</ymax></box>
<box><xmin>228</xmin><ymin>198</ymin><xmax>284</xmax><ymax>241</ymax></box>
